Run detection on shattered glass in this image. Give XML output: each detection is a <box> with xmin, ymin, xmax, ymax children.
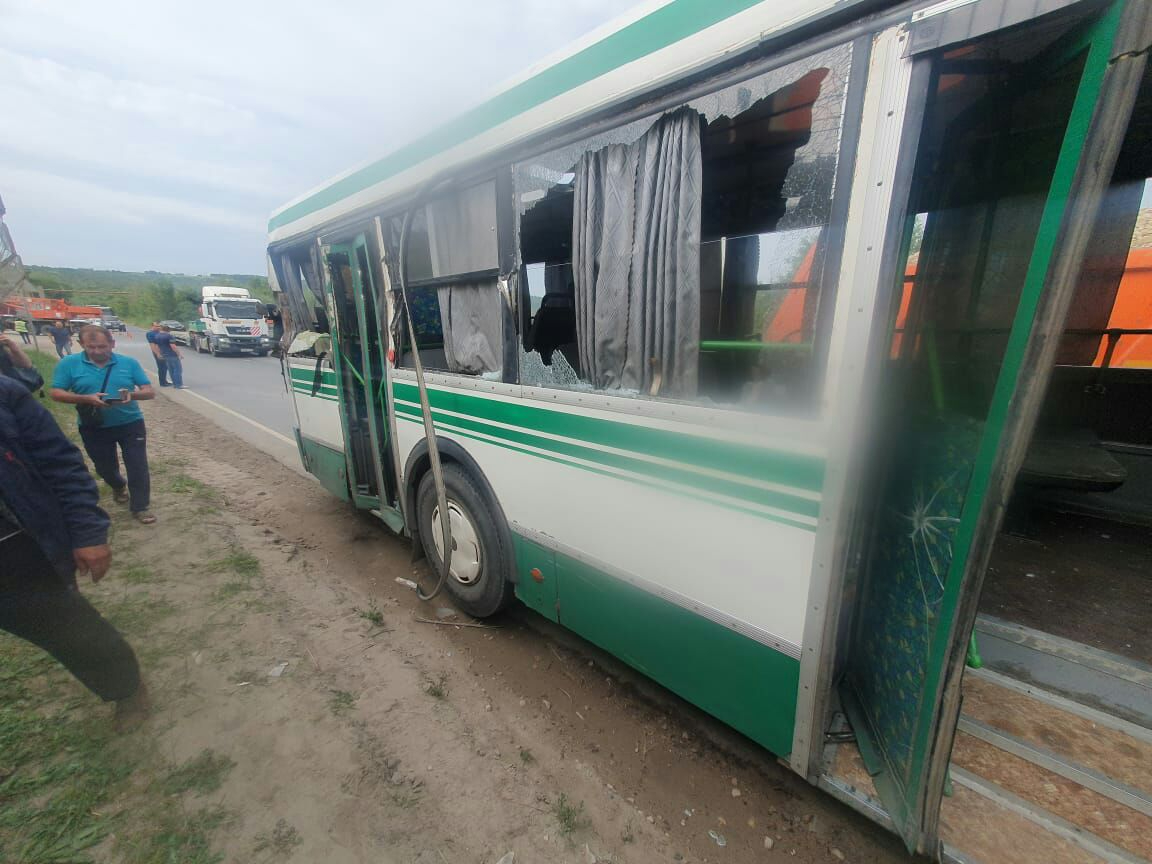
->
<box><xmin>518</xmin><ymin>348</ymin><xmax>589</xmax><ymax>390</ymax></box>
<box><xmin>686</xmin><ymin>43</ymin><xmax>852</xmax><ymax>232</ymax></box>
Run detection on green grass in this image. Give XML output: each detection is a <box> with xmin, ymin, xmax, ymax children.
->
<box><xmin>0</xmin><ymin>642</ymin><xmax>130</xmax><ymax>862</ymax></box>
<box><xmin>169</xmin><ymin>472</ymin><xmax>219</xmax><ymax>501</ymax></box>
<box><xmin>424</xmin><ymin>673</ymin><xmax>448</xmax><ymax>700</ymax></box>
<box><xmin>158</xmin><ymin>750</ymin><xmax>235</xmax><ymax>797</ymax></box>
<box><xmin>354</xmin><ymin>598</ymin><xmax>385</xmax><ymax>627</ymax></box>
<box><xmin>328</xmin><ymin>689</ymin><xmax>358</xmax><ymax>717</ymax></box>
<box><xmin>210</xmin><ymin>550</ymin><xmax>260</xmax><ymax>579</ymax></box>
<box><xmin>552</xmin><ymin>793</ymin><xmax>589</xmax><ymax>838</ymax></box>
<box><xmin>0</xmin><ymin>633</ymin><xmax>234</xmax><ymax>864</ymax></box>
<box><xmin>120</xmin><ymin>565</ymin><xmax>157</xmax><ymax>585</ymax></box>
<box><xmin>28</xmin><ymin>351</ymin><xmax>77</xmax><ymax>431</ymax></box>
<box><xmin>211</xmin><ymin>551</ymin><xmax>261</xmax><ymax>600</ymax></box>
<box><xmin>519</xmin><ymin>747</ymin><xmax>535</xmax><ymax>765</ymax></box>
<box><xmin>117</xmin><ymin>805</ymin><xmax>233</xmax><ymax>864</ymax></box>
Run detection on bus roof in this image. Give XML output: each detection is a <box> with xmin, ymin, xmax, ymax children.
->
<box><xmin>267</xmin><ymin>0</ymin><xmax>877</xmax><ymax>246</ymax></box>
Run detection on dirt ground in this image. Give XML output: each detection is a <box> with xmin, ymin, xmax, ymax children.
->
<box><xmin>61</xmin><ymin>395</ymin><xmax>915</xmax><ymax>863</ymax></box>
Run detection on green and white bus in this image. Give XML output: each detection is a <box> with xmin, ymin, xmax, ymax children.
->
<box><xmin>268</xmin><ymin>1</ymin><xmax>1152</xmax><ymax>859</ymax></box>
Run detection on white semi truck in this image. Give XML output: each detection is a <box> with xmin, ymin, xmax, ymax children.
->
<box><xmin>189</xmin><ymin>285</ymin><xmax>272</xmax><ymax>356</ymax></box>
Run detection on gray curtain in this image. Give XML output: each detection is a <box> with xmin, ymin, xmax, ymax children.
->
<box><xmin>437</xmin><ymin>280</ymin><xmax>502</xmax><ymax>374</ymax></box>
<box><xmin>573</xmin><ymin>107</ymin><xmax>701</xmax><ymax>397</ymax></box>
<box><xmin>429</xmin><ymin>181</ymin><xmax>503</xmax><ymax>374</ymax></box>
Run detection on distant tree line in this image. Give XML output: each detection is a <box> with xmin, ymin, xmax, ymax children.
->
<box><xmin>24</xmin><ymin>267</ymin><xmax>271</xmax><ymax>326</ymax></box>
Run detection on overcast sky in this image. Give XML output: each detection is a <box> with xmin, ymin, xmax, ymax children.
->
<box><xmin>1</xmin><ymin>0</ymin><xmax>625</xmax><ymax>275</ymax></box>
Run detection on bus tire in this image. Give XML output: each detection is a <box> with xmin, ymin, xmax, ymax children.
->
<box><xmin>416</xmin><ymin>463</ymin><xmax>513</xmax><ymax>619</ymax></box>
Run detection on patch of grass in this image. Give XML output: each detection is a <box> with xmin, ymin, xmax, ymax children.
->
<box><xmin>424</xmin><ymin>673</ymin><xmax>448</xmax><ymax>700</ymax></box>
<box><xmin>354</xmin><ymin>597</ymin><xmax>385</xmax><ymax>627</ymax></box>
<box><xmin>168</xmin><ymin>472</ymin><xmax>218</xmax><ymax>500</ymax></box>
<box><xmin>121</xmin><ymin>564</ymin><xmax>157</xmax><ymax>584</ymax></box>
<box><xmin>519</xmin><ymin>747</ymin><xmax>535</xmax><ymax>765</ymax></box>
<box><xmin>118</xmin><ymin>805</ymin><xmax>233</xmax><ymax>864</ymax></box>
<box><xmin>216</xmin><ymin>580</ymin><xmax>253</xmax><ymax>600</ymax></box>
<box><xmin>389</xmin><ymin>787</ymin><xmax>422</xmax><ymax>809</ymax></box>
<box><xmin>0</xmin><ymin>636</ymin><xmax>131</xmax><ymax>862</ymax></box>
<box><xmin>622</xmin><ymin>821</ymin><xmax>635</xmax><ymax>844</ymax></box>
<box><xmin>253</xmin><ymin>818</ymin><xmax>302</xmax><ymax>856</ymax></box>
<box><xmin>105</xmin><ymin>594</ymin><xmax>178</xmax><ymax>638</ymax></box>
<box><xmin>328</xmin><ymin>689</ymin><xmax>358</xmax><ymax>717</ymax></box>
<box><xmin>210</xmin><ymin>550</ymin><xmax>260</xmax><ymax>579</ymax></box>
<box><xmin>552</xmin><ymin>793</ymin><xmax>589</xmax><ymax>838</ymax></box>
<box><xmin>158</xmin><ymin>749</ymin><xmax>235</xmax><ymax>797</ymax></box>
<box><xmin>211</xmin><ymin>551</ymin><xmax>260</xmax><ymax>601</ymax></box>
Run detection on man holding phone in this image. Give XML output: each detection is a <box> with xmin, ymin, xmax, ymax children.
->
<box><xmin>50</xmin><ymin>325</ymin><xmax>157</xmax><ymax>524</ymax></box>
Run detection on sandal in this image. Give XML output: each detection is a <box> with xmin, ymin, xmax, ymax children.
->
<box><xmin>132</xmin><ymin>511</ymin><xmax>157</xmax><ymax>525</ymax></box>
<box><xmin>113</xmin><ymin>487</ymin><xmax>130</xmax><ymax>504</ymax></box>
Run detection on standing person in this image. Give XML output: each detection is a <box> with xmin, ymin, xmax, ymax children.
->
<box><xmin>50</xmin><ymin>325</ymin><xmax>158</xmax><ymax>525</ymax></box>
<box><xmin>48</xmin><ymin>321</ymin><xmax>72</xmax><ymax>358</ymax></box>
<box><xmin>0</xmin><ymin>376</ymin><xmax>146</xmax><ymax>726</ymax></box>
<box><xmin>14</xmin><ymin>317</ymin><xmax>31</xmax><ymax>344</ymax></box>
<box><xmin>0</xmin><ymin>331</ymin><xmax>44</xmax><ymax>392</ymax></box>
<box><xmin>154</xmin><ymin>326</ymin><xmax>184</xmax><ymax>389</ymax></box>
<box><xmin>145</xmin><ymin>322</ymin><xmax>169</xmax><ymax>387</ymax></box>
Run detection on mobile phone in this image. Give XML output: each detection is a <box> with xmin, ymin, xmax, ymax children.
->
<box><xmin>101</xmin><ymin>397</ymin><xmax>124</xmax><ymax>405</ymax></box>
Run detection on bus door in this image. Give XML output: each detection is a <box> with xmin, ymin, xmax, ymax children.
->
<box><xmin>839</xmin><ymin>3</ymin><xmax>1135</xmax><ymax>854</ymax></box>
<box><xmin>322</xmin><ymin>236</ymin><xmax>397</xmax><ymax>516</ymax></box>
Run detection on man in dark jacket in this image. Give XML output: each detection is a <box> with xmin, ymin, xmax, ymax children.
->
<box><xmin>0</xmin><ymin>376</ymin><xmax>144</xmax><ymax>723</ymax></box>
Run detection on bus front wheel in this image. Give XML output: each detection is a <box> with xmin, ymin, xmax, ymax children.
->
<box><xmin>416</xmin><ymin>464</ymin><xmax>513</xmax><ymax>619</ymax></box>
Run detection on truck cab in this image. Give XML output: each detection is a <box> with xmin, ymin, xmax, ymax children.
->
<box><xmin>194</xmin><ymin>286</ymin><xmax>271</xmax><ymax>356</ymax></box>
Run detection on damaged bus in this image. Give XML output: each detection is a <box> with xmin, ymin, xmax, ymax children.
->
<box><xmin>267</xmin><ymin>1</ymin><xmax>1152</xmax><ymax>860</ymax></box>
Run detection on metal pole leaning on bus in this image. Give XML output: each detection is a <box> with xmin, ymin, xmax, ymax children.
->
<box><xmin>389</xmin><ymin>210</ymin><xmax>452</xmax><ymax>603</ymax></box>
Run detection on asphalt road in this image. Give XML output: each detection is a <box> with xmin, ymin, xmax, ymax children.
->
<box><xmin>111</xmin><ymin>326</ymin><xmax>297</xmax><ymax>441</ymax></box>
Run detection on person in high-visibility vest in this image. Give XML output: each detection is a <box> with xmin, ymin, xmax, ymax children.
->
<box><xmin>13</xmin><ymin>318</ymin><xmax>30</xmax><ymax>344</ymax></box>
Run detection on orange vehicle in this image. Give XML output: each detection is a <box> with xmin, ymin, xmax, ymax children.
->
<box><xmin>0</xmin><ymin>297</ymin><xmax>103</xmax><ymax>334</ymax></box>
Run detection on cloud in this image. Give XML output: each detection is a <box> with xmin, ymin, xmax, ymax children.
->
<box><xmin>4</xmin><ymin>167</ymin><xmax>259</xmax><ymax>232</ymax></box>
<box><xmin>0</xmin><ymin>0</ymin><xmax>631</xmax><ymax>271</ymax></box>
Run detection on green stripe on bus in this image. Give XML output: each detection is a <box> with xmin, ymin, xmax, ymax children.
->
<box><xmin>396</xmin><ymin>414</ymin><xmax>816</xmax><ymax>532</ymax></box>
<box><xmin>269</xmin><ymin>0</ymin><xmax>764</xmax><ymax>231</ymax></box>
<box><xmin>391</xmin><ymin>381</ymin><xmax>824</xmax><ymax>493</ymax></box>
<box><xmin>535</xmin><ymin>541</ymin><xmax>800</xmax><ymax>756</ymax></box>
<box><xmin>394</xmin><ymin>400</ymin><xmax>818</xmax><ymax>518</ymax></box>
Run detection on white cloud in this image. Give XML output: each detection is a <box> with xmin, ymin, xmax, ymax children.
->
<box><xmin>0</xmin><ymin>0</ymin><xmax>631</xmax><ymax>271</ymax></box>
<box><xmin>4</xmin><ymin>167</ymin><xmax>259</xmax><ymax>232</ymax></box>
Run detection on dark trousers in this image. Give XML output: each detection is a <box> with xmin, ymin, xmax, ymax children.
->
<box><xmin>164</xmin><ymin>355</ymin><xmax>183</xmax><ymax>388</ymax></box>
<box><xmin>80</xmin><ymin>420</ymin><xmax>151</xmax><ymax>512</ymax></box>
<box><xmin>18</xmin><ymin>331</ymin><xmax>30</xmax><ymax>344</ymax></box>
<box><xmin>153</xmin><ymin>355</ymin><xmax>169</xmax><ymax>386</ymax></box>
<box><xmin>0</xmin><ymin>533</ymin><xmax>140</xmax><ymax>702</ymax></box>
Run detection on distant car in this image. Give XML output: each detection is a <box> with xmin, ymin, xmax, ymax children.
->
<box><xmin>160</xmin><ymin>320</ymin><xmax>186</xmax><ymax>331</ymax></box>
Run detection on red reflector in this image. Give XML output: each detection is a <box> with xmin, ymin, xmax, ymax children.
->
<box><xmin>530</xmin><ymin>568</ymin><xmax>543</xmax><ymax>583</ymax></box>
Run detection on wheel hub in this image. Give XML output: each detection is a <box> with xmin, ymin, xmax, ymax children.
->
<box><xmin>431</xmin><ymin>501</ymin><xmax>482</xmax><ymax>585</ymax></box>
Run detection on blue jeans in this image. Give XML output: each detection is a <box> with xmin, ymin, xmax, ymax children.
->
<box><xmin>153</xmin><ymin>355</ymin><xmax>169</xmax><ymax>385</ymax></box>
<box><xmin>79</xmin><ymin>419</ymin><xmax>151</xmax><ymax>512</ymax></box>
<box><xmin>164</xmin><ymin>355</ymin><xmax>183</xmax><ymax>388</ymax></box>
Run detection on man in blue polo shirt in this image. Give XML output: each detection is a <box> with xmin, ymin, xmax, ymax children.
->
<box><xmin>145</xmin><ymin>322</ymin><xmax>169</xmax><ymax>386</ymax></box>
<box><xmin>51</xmin><ymin>325</ymin><xmax>158</xmax><ymax>524</ymax></box>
